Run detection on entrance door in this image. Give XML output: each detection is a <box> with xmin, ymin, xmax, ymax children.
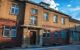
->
<box><xmin>30</xmin><ymin>31</ymin><xmax>37</xmax><ymax>45</ymax></box>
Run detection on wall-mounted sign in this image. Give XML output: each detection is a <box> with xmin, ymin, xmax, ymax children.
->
<box><xmin>42</xmin><ymin>25</ymin><xmax>59</xmax><ymax>28</ymax></box>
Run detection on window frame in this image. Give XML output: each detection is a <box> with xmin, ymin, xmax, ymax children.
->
<box><xmin>3</xmin><ymin>26</ymin><xmax>10</xmax><ymax>37</ymax></box>
<box><xmin>10</xmin><ymin>28</ymin><xmax>16</xmax><ymax>37</ymax></box>
<box><xmin>53</xmin><ymin>15</ymin><xmax>58</xmax><ymax>23</ymax></box>
<box><xmin>31</xmin><ymin>8</ymin><xmax>38</xmax><ymax>15</ymax></box>
<box><xmin>44</xmin><ymin>13</ymin><xmax>49</xmax><ymax>21</ymax></box>
<box><xmin>10</xmin><ymin>3</ymin><xmax>19</xmax><ymax>15</ymax></box>
<box><xmin>46</xmin><ymin>31</ymin><xmax>50</xmax><ymax>38</ymax></box>
<box><xmin>61</xmin><ymin>17</ymin><xmax>65</xmax><ymax>24</ymax></box>
<box><xmin>30</xmin><ymin>16</ymin><xmax>37</xmax><ymax>25</ymax></box>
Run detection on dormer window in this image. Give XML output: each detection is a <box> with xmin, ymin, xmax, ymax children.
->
<box><xmin>39</xmin><ymin>2</ymin><xmax>50</xmax><ymax>8</ymax></box>
<box><xmin>10</xmin><ymin>3</ymin><xmax>19</xmax><ymax>15</ymax></box>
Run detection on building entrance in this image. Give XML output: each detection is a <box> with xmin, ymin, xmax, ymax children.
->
<box><xmin>30</xmin><ymin>31</ymin><xmax>37</xmax><ymax>45</ymax></box>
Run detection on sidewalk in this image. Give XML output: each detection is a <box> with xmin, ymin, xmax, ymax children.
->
<box><xmin>1</xmin><ymin>45</ymin><xmax>80</xmax><ymax>50</ymax></box>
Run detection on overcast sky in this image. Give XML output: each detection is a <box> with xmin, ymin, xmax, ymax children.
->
<box><xmin>30</xmin><ymin>0</ymin><xmax>80</xmax><ymax>20</ymax></box>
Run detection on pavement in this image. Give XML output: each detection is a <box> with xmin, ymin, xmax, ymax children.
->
<box><xmin>1</xmin><ymin>45</ymin><xmax>80</xmax><ymax>50</ymax></box>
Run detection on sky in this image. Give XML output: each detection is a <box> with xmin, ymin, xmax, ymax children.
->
<box><xmin>30</xmin><ymin>0</ymin><xmax>80</xmax><ymax>20</ymax></box>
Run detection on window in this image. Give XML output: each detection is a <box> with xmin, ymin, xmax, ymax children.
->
<box><xmin>3</xmin><ymin>26</ymin><xmax>16</xmax><ymax>38</ymax></box>
<box><xmin>54</xmin><ymin>32</ymin><xmax>58</xmax><ymax>38</ymax></box>
<box><xmin>61</xmin><ymin>31</ymin><xmax>67</xmax><ymax>40</ymax></box>
<box><xmin>43</xmin><ymin>30</ymin><xmax>50</xmax><ymax>37</ymax></box>
<box><xmin>31</xmin><ymin>9</ymin><xmax>38</xmax><ymax>14</ymax></box>
<box><xmin>0</xmin><ymin>0</ymin><xmax>2</xmax><ymax>7</ymax></box>
<box><xmin>71</xmin><ymin>31</ymin><xmax>79</xmax><ymax>41</ymax></box>
<box><xmin>53</xmin><ymin>15</ymin><xmax>58</xmax><ymax>23</ymax></box>
<box><xmin>10</xmin><ymin>3</ymin><xmax>19</xmax><ymax>15</ymax></box>
<box><xmin>40</xmin><ymin>2</ymin><xmax>49</xmax><ymax>8</ymax></box>
<box><xmin>3</xmin><ymin>26</ymin><xmax>10</xmax><ymax>37</ymax></box>
<box><xmin>30</xmin><ymin>16</ymin><xmax>37</xmax><ymax>25</ymax></box>
<box><xmin>44</xmin><ymin>13</ymin><xmax>49</xmax><ymax>21</ymax></box>
<box><xmin>43</xmin><ymin>33</ymin><xmax>46</xmax><ymax>37</ymax></box>
<box><xmin>10</xmin><ymin>27</ymin><xmax>16</xmax><ymax>37</ymax></box>
<box><xmin>61</xmin><ymin>17</ymin><xmax>65</xmax><ymax>24</ymax></box>
<box><xmin>47</xmin><ymin>32</ymin><xmax>50</xmax><ymax>37</ymax></box>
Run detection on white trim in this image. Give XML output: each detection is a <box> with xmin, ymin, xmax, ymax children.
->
<box><xmin>3</xmin><ymin>26</ymin><xmax>10</xmax><ymax>38</ymax></box>
<box><xmin>53</xmin><ymin>15</ymin><xmax>57</xmax><ymax>23</ymax></box>
<box><xmin>10</xmin><ymin>4</ymin><xmax>19</xmax><ymax>15</ymax></box>
<box><xmin>61</xmin><ymin>17</ymin><xmax>65</xmax><ymax>24</ymax></box>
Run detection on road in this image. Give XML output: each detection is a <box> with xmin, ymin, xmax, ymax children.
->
<box><xmin>1</xmin><ymin>45</ymin><xmax>80</xmax><ymax>50</ymax></box>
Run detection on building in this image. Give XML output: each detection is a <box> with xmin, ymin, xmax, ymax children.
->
<box><xmin>0</xmin><ymin>0</ymin><xmax>80</xmax><ymax>48</ymax></box>
<box><xmin>69</xmin><ymin>18</ymin><xmax>80</xmax><ymax>44</ymax></box>
<box><xmin>0</xmin><ymin>0</ymin><xmax>17</xmax><ymax>47</ymax></box>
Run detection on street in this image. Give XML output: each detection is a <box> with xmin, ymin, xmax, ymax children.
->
<box><xmin>1</xmin><ymin>45</ymin><xmax>80</xmax><ymax>50</ymax></box>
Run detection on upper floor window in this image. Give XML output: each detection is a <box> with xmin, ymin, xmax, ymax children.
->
<box><xmin>61</xmin><ymin>17</ymin><xmax>65</xmax><ymax>24</ymax></box>
<box><xmin>53</xmin><ymin>15</ymin><xmax>58</xmax><ymax>23</ymax></box>
<box><xmin>3</xmin><ymin>26</ymin><xmax>16</xmax><ymax>38</ymax></box>
<box><xmin>0</xmin><ymin>0</ymin><xmax>2</xmax><ymax>7</ymax></box>
<box><xmin>31</xmin><ymin>8</ymin><xmax>38</xmax><ymax>14</ymax></box>
<box><xmin>44</xmin><ymin>13</ymin><xmax>49</xmax><ymax>21</ymax></box>
<box><xmin>10</xmin><ymin>3</ymin><xmax>19</xmax><ymax>15</ymax></box>
<box><xmin>30</xmin><ymin>16</ymin><xmax>37</xmax><ymax>25</ymax></box>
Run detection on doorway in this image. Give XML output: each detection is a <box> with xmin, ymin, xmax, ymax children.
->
<box><xmin>30</xmin><ymin>31</ymin><xmax>37</xmax><ymax>45</ymax></box>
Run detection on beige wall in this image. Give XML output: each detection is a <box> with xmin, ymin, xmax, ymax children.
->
<box><xmin>0</xmin><ymin>0</ymin><xmax>17</xmax><ymax>21</ymax></box>
<box><xmin>24</xmin><ymin>3</ymin><xmax>70</xmax><ymax>31</ymax></box>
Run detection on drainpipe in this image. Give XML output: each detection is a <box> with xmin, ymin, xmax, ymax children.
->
<box><xmin>15</xmin><ymin>0</ymin><xmax>26</xmax><ymax>47</ymax></box>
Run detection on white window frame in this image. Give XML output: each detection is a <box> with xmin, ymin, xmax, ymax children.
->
<box><xmin>30</xmin><ymin>16</ymin><xmax>37</xmax><ymax>25</ymax></box>
<box><xmin>44</xmin><ymin>13</ymin><xmax>48</xmax><ymax>21</ymax></box>
<box><xmin>61</xmin><ymin>17</ymin><xmax>65</xmax><ymax>24</ymax></box>
<box><xmin>10</xmin><ymin>3</ymin><xmax>19</xmax><ymax>15</ymax></box>
<box><xmin>3</xmin><ymin>26</ymin><xmax>10</xmax><ymax>37</ymax></box>
<box><xmin>53</xmin><ymin>15</ymin><xmax>58</xmax><ymax>23</ymax></box>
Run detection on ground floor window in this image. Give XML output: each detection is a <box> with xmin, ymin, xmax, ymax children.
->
<box><xmin>10</xmin><ymin>27</ymin><xmax>16</xmax><ymax>37</ymax></box>
<box><xmin>61</xmin><ymin>31</ymin><xmax>67</xmax><ymax>40</ymax></box>
<box><xmin>3</xmin><ymin>26</ymin><xmax>10</xmax><ymax>37</ymax></box>
<box><xmin>71</xmin><ymin>31</ymin><xmax>79</xmax><ymax>41</ymax></box>
<box><xmin>43</xmin><ymin>30</ymin><xmax>50</xmax><ymax>37</ymax></box>
<box><xmin>54</xmin><ymin>31</ymin><xmax>59</xmax><ymax>39</ymax></box>
<box><xmin>3</xmin><ymin>26</ymin><xmax>16</xmax><ymax>38</ymax></box>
